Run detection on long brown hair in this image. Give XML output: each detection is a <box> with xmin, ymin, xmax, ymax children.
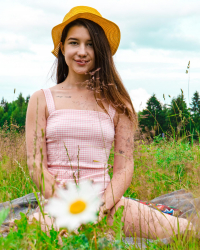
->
<box><xmin>53</xmin><ymin>18</ymin><xmax>138</xmax><ymax>130</ymax></box>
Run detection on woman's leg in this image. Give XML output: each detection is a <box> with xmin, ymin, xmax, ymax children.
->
<box><xmin>28</xmin><ymin>212</ymin><xmax>58</xmax><ymax>233</ymax></box>
<box><xmin>28</xmin><ymin>197</ymin><xmax>193</xmax><ymax>239</ymax></box>
<box><xmin>108</xmin><ymin>197</ymin><xmax>193</xmax><ymax>239</ymax></box>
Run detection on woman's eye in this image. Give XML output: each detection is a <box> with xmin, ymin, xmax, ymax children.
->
<box><xmin>70</xmin><ymin>42</ymin><xmax>78</xmax><ymax>45</ymax></box>
<box><xmin>69</xmin><ymin>42</ymin><xmax>92</xmax><ymax>47</ymax></box>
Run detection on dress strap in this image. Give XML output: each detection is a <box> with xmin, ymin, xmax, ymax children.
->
<box><xmin>41</xmin><ymin>89</ymin><xmax>56</xmax><ymax>115</ymax></box>
<box><xmin>108</xmin><ymin>103</ymin><xmax>116</xmax><ymax>120</ymax></box>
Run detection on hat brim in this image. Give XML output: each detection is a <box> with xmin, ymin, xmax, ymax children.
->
<box><xmin>51</xmin><ymin>12</ymin><xmax>120</xmax><ymax>57</ymax></box>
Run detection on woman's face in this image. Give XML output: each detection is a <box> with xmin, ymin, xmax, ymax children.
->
<box><xmin>61</xmin><ymin>25</ymin><xmax>95</xmax><ymax>76</ymax></box>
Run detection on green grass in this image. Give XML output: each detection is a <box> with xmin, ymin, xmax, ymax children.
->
<box><xmin>1</xmin><ymin>128</ymin><xmax>200</xmax><ymax>249</ymax></box>
<box><xmin>0</xmin><ymin>155</ymin><xmax>37</xmax><ymax>202</ymax></box>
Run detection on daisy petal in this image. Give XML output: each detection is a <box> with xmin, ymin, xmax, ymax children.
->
<box><xmin>46</xmin><ymin>180</ymin><xmax>101</xmax><ymax>231</ymax></box>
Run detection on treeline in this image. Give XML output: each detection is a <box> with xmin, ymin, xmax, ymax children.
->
<box><xmin>0</xmin><ymin>93</ymin><xmax>30</xmax><ymax>129</ymax></box>
<box><xmin>1</xmin><ymin>91</ymin><xmax>200</xmax><ymax>141</ymax></box>
<box><xmin>138</xmin><ymin>90</ymin><xmax>200</xmax><ymax>140</ymax></box>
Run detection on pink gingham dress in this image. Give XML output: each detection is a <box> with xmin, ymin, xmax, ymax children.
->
<box><xmin>42</xmin><ymin>88</ymin><xmax>116</xmax><ymax>194</ymax></box>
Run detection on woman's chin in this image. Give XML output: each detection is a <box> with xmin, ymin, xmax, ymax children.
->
<box><xmin>74</xmin><ymin>68</ymin><xmax>93</xmax><ymax>75</ymax></box>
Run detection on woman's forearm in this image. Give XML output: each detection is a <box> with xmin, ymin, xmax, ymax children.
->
<box><xmin>28</xmin><ymin>160</ymin><xmax>58</xmax><ymax>199</ymax></box>
<box><xmin>102</xmin><ymin>164</ymin><xmax>134</xmax><ymax>210</ymax></box>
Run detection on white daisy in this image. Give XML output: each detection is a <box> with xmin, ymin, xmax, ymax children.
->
<box><xmin>45</xmin><ymin>180</ymin><xmax>102</xmax><ymax>231</ymax></box>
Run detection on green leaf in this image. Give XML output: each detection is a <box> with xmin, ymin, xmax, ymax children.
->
<box><xmin>111</xmin><ymin>205</ymin><xmax>125</xmax><ymax>242</ymax></box>
<box><xmin>0</xmin><ymin>208</ymin><xmax>10</xmax><ymax>227</ymax></box>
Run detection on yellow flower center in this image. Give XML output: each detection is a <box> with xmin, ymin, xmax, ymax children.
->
<box><xmin>69</xmin><ymin>200</ymin><xmax>87</xmax><ymax>214</ymax></box>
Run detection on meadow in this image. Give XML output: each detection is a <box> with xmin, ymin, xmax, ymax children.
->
<box><xmin>0</xmin><ymin>123</ymin><xmax>200</xmax><ymax>249</ymax></box>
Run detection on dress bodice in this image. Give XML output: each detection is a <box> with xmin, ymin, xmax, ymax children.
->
<box><xmin>42</xmin><ymin>88</ymin><xmax>116</xmax><ymax>193</ymax></box>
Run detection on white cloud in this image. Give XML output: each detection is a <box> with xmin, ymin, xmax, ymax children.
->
<box><xmin>1</xmin><ymin>0</ymin><xmax>200</xmax><ymax>52</ymax></box>
<box><xmin>130</xmin><ymin>88</ymin><xmax>151</xmax><ymax>112</ymax></box>
<box><xmin>114</xmin><ymin>48</ymin><xmax>200</xmax><ymax>90</ymax></box>
<box><xmin>0</xmin><ymin>2</ymin><xmax>49</xmax><ymax>31</ymax></box>
<box><xmin>114</xmin><ymin>48</ymin><xmax>200</xmax><ymax>65</ymax></box>
<box><xmin>1</xmin><ymin>0</ymin><xmax>200</xmax><ymax>106</ymax></box>
<box><xmin>0</xmin><ymin>32</ymin><xmax>32</xmax><ymax>53</ymax></box>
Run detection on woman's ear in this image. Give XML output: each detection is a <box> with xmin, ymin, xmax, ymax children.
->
<box><xmin>60</xmin><ymin>42</ymin><xmax>65</xmax><ymax>56</ymax></box>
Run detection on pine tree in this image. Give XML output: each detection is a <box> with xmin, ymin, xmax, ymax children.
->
<box><xmin>16</xmin><ymin>92</ymin><xmax>25</xmax><ymax>109</ymax></box>
<box><xmin>25</xmin><ymin>95</ymin><xmax>30</xmax><ymax>104</ymax></box>
<box><xmin>190</xmin><ymin>91</ymin><xmax>200</xmax><ymax>113</ymax></box>
<box><xmin>1</xmin><ymin>97</ymin><xmax>5</xmax><ymax>106</ymax></box>
<box><xmin>168</xmin><ymin>91</ymin><xmax>189</xmax><ymax>136</ymax></box>
<box><xmin>0</xmin><ymin>97</ymin><xmax>8</xmax><ymax>112</ymax></box>
<box><xmin>190</xmin><ymin>91</ymin><xmax>200</xmax><ymax>136</ymax></box>
<box><xmin>139</xmin><ymin>94</ymin><xmax>167</xmax><ymax>136</ymax></box>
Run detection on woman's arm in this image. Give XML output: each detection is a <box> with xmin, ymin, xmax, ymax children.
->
<box><xmin>25</xmin><ymin>90</ymin><xmax>58</xmax><ymax>199</ymax></box>
<box><xmin>101</xmin><ymin>103</ymin><xmax>134</xmax><ymax>211</ymax></box>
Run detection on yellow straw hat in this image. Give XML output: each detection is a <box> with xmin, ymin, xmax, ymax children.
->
<box><xmin>51</xmin><ymin>6</ymin><xmax>121</xmax><ymax>57</ymax></box>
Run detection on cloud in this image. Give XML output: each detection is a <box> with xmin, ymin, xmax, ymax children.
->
<box><xmin>1</xmin><ymin>0</ymin><xmax>200</xmax><ymax>55</ymax></box>
<box><xmin>0</xmin><ymin>1</ymin><xmax>57</xmax><ymax>52</ymax></box>
<box><xmin>130</xmin><ymin>88</ymin><xmax>151</xmax><ymax>112</ymax></box>
<box><xmin>114</xmin><ymin>48</ymin><xmax>200</xmax><ymax>80</ymax></box>
<box><xmin>1</xmin><ymin>0</ymin><xmax>200</xmax><ymax>106</ymax></box>
<box><xmin>0</xmin><ymin>32</ymin><xmax>33</xmax><ymax>54</ymax></box>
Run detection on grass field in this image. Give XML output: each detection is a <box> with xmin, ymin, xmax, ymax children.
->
<box><xmin>0</xmin><ymin>126</ymin><xmax>200</xmax><ymax>249</ymax></box>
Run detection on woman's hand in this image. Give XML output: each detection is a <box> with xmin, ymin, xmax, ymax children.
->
<box><xmin>95</xmin><ymin>202</ymin><xmax>110</xmax><ymax>224</ymax></box>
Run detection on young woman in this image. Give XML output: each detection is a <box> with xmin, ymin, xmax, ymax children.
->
<box><xmin>26</xmin><ymin>6</ymin><xmax>192</xmax><ymax>239</ymax></box>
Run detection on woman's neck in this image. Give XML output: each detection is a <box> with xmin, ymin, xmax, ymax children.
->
<box><xmin>62</xmin><ymin>71</ymin><xmax>90</xmax><ymax>90</ymax></box>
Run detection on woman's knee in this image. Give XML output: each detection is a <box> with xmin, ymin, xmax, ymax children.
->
<box><xmin>107</xmin><ymin>198</ymin><xmax>193</xmax><ymax>238</ymax></box>
<box><xmin>107</xmin><ymin>198</ymin><xmax>129</xmax><ymax>226</ymax></box>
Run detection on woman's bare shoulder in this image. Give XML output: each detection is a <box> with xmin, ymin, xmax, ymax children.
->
<box><xmin>28</xmin><ymin>90</ymin><xmax>47</xmax><ymax>116</ymax></box>
<box><xmin>26</xmin><ymin>90</ymin><xmax>47</xmax><ymax>143</ymax></box>
<box><xmin>30</xmin><ymin>89</ymin><xmax>45</xmax><ymax>100</ymax></box>
<box><xmin>30</xmin><ymin>89</ymin><xmax>48</xmax><ymax>105</ymax></box>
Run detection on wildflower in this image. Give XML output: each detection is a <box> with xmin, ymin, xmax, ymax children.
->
<box><xmin>46</xmin><ymin>180</ymin><xmax>102</xmax><ymax>231</ymax></box>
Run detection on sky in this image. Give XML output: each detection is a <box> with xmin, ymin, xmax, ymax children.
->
<box><xmin>1</xmin><ymin>0</ymin><xmax>200</xmax><ymax>111</ymax></box>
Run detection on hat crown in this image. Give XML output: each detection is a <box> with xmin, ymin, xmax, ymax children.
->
<box><xmin>51</xmin><ymin>6</ymin><xmax>120</xmax><ymax>57</ymax></box>
<box><xmin>63</xmin><ymin>6</ymin><xmax>102</xmax><ymax>23</ymax></box>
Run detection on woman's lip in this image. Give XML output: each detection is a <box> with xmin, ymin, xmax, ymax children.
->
<box><xmin>74</xmin><ymin>60</ymin><xmax>90</xmax><ymax>65</ymax></box>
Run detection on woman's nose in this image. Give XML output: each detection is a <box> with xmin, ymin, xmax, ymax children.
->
<box><xmin>77</xmin><ymin>44</ymin><xmax>87</xmax><ymax>57</ymax></box>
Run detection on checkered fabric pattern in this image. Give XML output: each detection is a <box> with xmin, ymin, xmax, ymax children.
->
<box><xmin>42</xmin><ymin>88</ymin><xmax>116</xmax><ymax>193</ymax></box>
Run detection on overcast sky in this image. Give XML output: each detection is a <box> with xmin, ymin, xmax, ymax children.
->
<box><xmin>1</xmin><ymin>0</ymin><xmax>200</xmax><ymax>111</ymax></box>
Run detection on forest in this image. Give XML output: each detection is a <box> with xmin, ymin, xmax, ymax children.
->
<box><xmin>138</xmin><ymin>90</ymin><xmax>200</xmax><ymax>141</ymax></box>
<box><xmin>0</xmin><ymin>93</ymin><xmax>30</xmax><ymax>129</ymax></box>
<box><xmin>1</xmin><ymin>90</ymin><xmax>200</xmax><ymax>141</ymax></box>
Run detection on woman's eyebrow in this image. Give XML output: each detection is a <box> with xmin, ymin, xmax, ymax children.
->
<box><xmin>67</xmin><ymin>37</ymin><xmax>92</xmax><ymax>41</ymax></box>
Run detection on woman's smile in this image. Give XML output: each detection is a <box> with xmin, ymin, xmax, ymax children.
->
<box><xmin>74</xmin><ymin>59</ymin><xmax>91</xmax><ymax>66</ymax></box>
